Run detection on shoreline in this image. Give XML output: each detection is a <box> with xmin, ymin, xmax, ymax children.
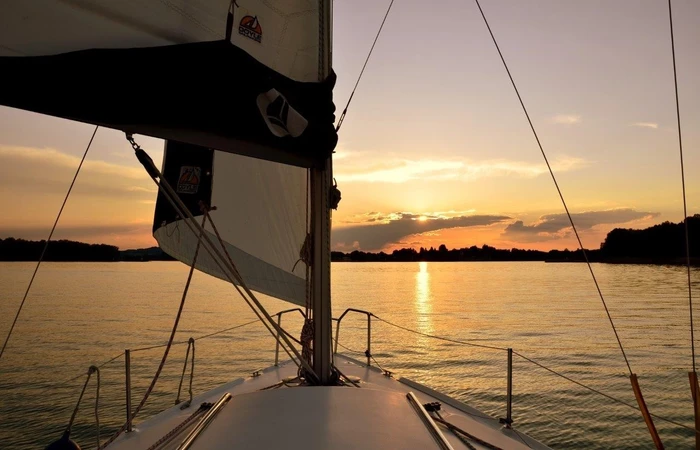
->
<box><xmin>6</xmin><ymin>259</ymin><xmax>695</xmax><ymax>266</ymax></box>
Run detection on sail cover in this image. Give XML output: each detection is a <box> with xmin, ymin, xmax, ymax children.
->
<box><xmin>0</xmin><ymin>0</ymin><xmax>336</xmax><ymax>167</ymax></box>
<box><xmin>154</xmin><ymin>141</ymin><xmax>308</xmax><ymax>306</ymax></box>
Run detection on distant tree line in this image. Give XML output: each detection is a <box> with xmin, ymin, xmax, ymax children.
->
<box><xmin>332</xmin><ymin>245</ymin><xmax>600</xmax><ymax>263</ymax></box>
<box><xmin>0</xmin><ymin>238</ymin><xmax>175</xmax><ymax>262</ymax></box>
<box><xmin>333</xmin><ymin>215</ymin><xmax>700</xmax><ymax>265</ymax></box>
<box><xmin>0</xmin><ymin>238</ymin><xmax>120</xmax><ymax>261</ymax></box>
<box><xmin>600</xmin><ymin>214</ymin><xmax>700</xmax><ymax>264</ymax></box>
<box><xmin>2</xmin><ymin>215</ymin><xmax>698</xmax><ymax>263</ymax></box>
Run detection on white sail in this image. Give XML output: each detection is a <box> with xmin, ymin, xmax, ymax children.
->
<box><xmin>153</xmin><ymin>142</ymin><xmax>309</xmax><ymax>306</ymax></box>
<box><xmin>0</xmin><ymin>1</ymin><xmax>337</xmax><ymax>166</ymax></box>
<box><xmin>0</xmin><ymin>0</ymin><xmax>320</xmax><ymax>82</ymax></box>
<box><xmin>0</xmin><ymin>0</ymin><xmax>336</xmax><ymax>305</ymax></box>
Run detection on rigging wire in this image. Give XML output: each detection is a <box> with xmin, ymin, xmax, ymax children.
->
<box><xmin>373</xmin><ymin>314</ymin><xmax>509</xmax><ymax>352</ymax></box>
<box><xmin>201</xmin><ymin>206</ymin><xmax>313</xmax><ymax>375</ymax></box>
<box><xmin>99</xmin><ymin>214</ymin><xmax>208</xmax><ymax>449</ymax></box>
<box><xmin>470</xmin><ymin>0</ymin><xmax>633</xmax><ymax>375</ymax></box>
<box><xmin>131</xmin><ymin>319</ymin><xmax>261</xmax><ymax>352</ymax></box>
<box><xmin>334</xmin><ymin>339</ymin><xmax>386</xmax><ymax>373</ymax></box>
<box><xmin>55</xmin><ymin>365</ymin><xmax>100</xmax><ymax>449</ymax></box>
<box><xmin>37</xmin><ymin>320</ymin><xmax>257</xmax><ymax>399</ymax></box>
<box><xmin>0</xmin><ymin>125</ymin><xmax>98</xmax><ymax>362</ymax></box>
<box><xmin>514</xmin><ymin>351</ymin><xmax>696</xmax><ymax>433</ymax></box>
<box><xmin>346</xmin><ymin>316</ymin><xmax>697</xmax><ymax>434</ymax></box>
<box><xmin>667</xmin><ymin>0</ymin><xmax>695</xmax><ymax>373</ymax></box>
<box><xmin>335</xmin><ymin>0</ymin><xmax>396</xmax><ymax>132</ymax></box>
<box><xmin>128</xmin><ymin>137</ymin><xmax>312</xmax><ymax>379</ymax></box>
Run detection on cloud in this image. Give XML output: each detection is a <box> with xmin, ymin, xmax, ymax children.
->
<box><xmin>332</xmin><ymin>212</ymin><xmax>511</xmax><ymax>251</ymax></box>
<box><xmin>632</xmin><ymin>122</ymin><xmax>659</xmax><ymax>129</ymax></box>
<box><xmin>335</xmin><ymin>155</ymin><xmax>587</xmax><ymax>184</ymax></box>
<box><xmin>551</xmin><ymin>114</ymin><xmax>582</xmax><ymax>125</ymax></box>
<box><xmin>0</xmin><ymin>145</ymin><xmax>156</xmax><ymax>199</ymax></box>
<box><xmin>0</xmin><ymin>223</ymin><xmax>155</xmax><ymax>249</ymax></box>
<box><xmin>501</xmin><ymin>208</ymin><xmax>660</xmax><ymax>243</ymax></box>
<box><xmin>0</xmin><ymin>145</ymin><xmax>159</xmax><ymax>248</ymax></box>
<box><xmin>339</xmin><ymin>210</ymin><xmax>478</xmax><ymax>225</ymax></box>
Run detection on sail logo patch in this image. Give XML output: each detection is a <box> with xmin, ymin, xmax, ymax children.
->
<box><xmin>256</xmin><ymin>89</ymin><xmax>308</xmax><ymax>138</ymax></box>
<box><xmin>177</xmin><ymin>166</ymin><xmax>201</xmax><ymax>194</ymax></box>
<box><xmin>239</xmin><ymin>15</ymin><xmax>262</xmax><ymax>43</ymax></box>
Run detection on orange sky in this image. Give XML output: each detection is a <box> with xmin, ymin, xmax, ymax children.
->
<box><xmin>0</xmin><ymin>1</ymin><xmax>699</xmax><ymax>252</ymax></box>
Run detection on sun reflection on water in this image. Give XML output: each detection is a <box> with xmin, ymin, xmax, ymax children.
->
<box><xmin>415</xmin><ymin>261</ymin><xmax>433</xmax><ymax>335</ymax></box>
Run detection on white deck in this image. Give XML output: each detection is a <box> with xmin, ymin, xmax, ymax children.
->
<box><xmin>109</xmin><ymin>355</ymin><xmax>550</xmax><ymax>449</ymax></box>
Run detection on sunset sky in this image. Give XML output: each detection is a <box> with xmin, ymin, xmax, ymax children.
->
<box><xmin>1</xmin><ymin>0</ymin><xmax>698</xmax><ymax>252</ymax></box>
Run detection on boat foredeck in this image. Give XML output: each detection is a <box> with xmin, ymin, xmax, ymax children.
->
<box><xmin>109</xmin><ymin>355</ymin><xmax>550</xmax><ymax>450</ymax></box>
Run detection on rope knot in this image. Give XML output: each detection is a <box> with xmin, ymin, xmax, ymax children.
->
<box><xmin>292</xmin><ymin>233</ymin><xmax>313</xmax><ymax>272</ymax></box>
<box><xmin>300</xmin><ymin>319</ymin><xmax>314</xmax><ymax>366</ymax></box>
<box><xmin>329</xmin><ymin>179</ymin><xmax>341</xmax><ymax>210</ymax></box>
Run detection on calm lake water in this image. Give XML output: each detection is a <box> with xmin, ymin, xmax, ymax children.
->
<box><xmin>0</xmin><ymin>261</ymin><xmax>699</xmax><ymax>449</ymax></box>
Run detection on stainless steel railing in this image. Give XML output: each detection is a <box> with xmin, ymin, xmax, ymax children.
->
<box><xmin>333</xmin><ymin>308</ymin><xmax>372</xmax><ymax>366</ymax></box>
<box><xmin>272</xmin><ymin>308</ymin><xmax>305</xmax><ymax>366</ymax></box>
<box><xmin>118</xmin><ymin>307</ymin><xmax>515</xmax><ymax>433</ymax></box>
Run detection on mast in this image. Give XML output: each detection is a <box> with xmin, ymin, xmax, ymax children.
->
<box><xmin>311</xmin><ymin>0</ymin><xmax>334</xmax><ymax>384</ymax></box>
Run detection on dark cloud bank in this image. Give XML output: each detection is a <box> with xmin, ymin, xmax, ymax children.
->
<box><xmin>501</xmin><ymin>209</ymin><xmax>659</xmax><ymax>242</ymax></box>
<box><xmin>333</xmin><ymin>208</ymin><xmax>660</xmax><ymax>250</ymax></box>
<box><xmin>332</xmin><ymin>213</ymin><xmax>511</xmax><ymax>251</ymax></box>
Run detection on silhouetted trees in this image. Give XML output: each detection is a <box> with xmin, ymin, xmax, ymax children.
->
<box><xmin>0</xmin><ymin>238</ymin><xmax>119</xmax><ymax>261</ymax></box>
<box><xmin>0</xmin><ymin>238</ymin><xmax>176</xmax><ymax>261</ymax></box>
<box><xmin>600</xmin><ymin>214</ymin><xmax>700</xmax><ymax>263</ymax></box>
<box><xmin>333</xmin><ymin>215</ymin><xmax>700</xmax><ymax>265</ymax></box>
<box><xmin>3</xmin><ymin>215</ymin><xmax>699</xmax><ymax>263</ymax></box>
<box><xmin>332</xmin><ymin>244</ymin><xmax>600</xmax><ymax>262</ymax></box>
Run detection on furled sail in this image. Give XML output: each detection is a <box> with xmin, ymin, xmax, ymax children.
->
<box><xmin>0</xmin><ymin>0</ymin><xmax>337</xmax><ymax>167</ymax></box>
